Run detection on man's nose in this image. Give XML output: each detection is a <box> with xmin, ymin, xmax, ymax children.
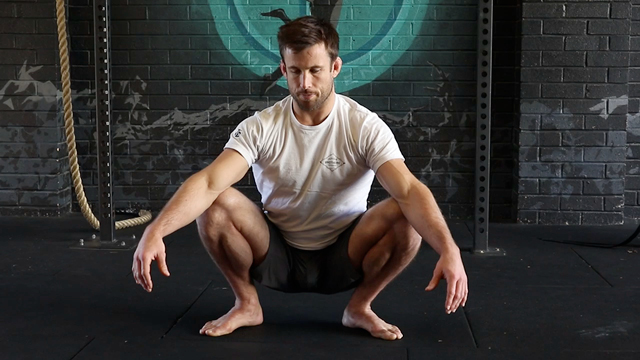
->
<box><xmin>300</xmin><ymin>72</ymin><xmax>312</xmax><ymax>89</ymax></box>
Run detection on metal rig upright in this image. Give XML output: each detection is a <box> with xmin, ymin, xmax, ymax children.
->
<box><xmin>94</xmin><ymin>0</ymin><xmax>115</xmax><ymax>244</ymax></box>
<box><xmin>474</xmin><ymin>0</ymin><xmax>504</xmax><ymax>255</ymax></box>
<box><xmin>72</xmin><ymin>0</ymin><xmax>136</xmax><ymax>250</ymax></box>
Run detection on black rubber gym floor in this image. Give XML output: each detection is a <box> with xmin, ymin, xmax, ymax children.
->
<box><xmin>2</xmin><ymin>214</ymin><xmax>639</xmax><ymax>360</ymax></box>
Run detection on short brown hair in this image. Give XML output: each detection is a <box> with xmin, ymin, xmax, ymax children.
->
<box><xmin>277</xmin><ymin>16</ymin><xmax>339</xmax><ymax>63</ymax></box>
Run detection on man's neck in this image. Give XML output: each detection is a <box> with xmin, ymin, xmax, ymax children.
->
<box><xmin>292</xmin><ymin>92</ymin><xmax>336</xmax><ymax>126</ymax></box>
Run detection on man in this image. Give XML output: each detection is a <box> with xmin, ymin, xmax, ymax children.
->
<box><xmin>132</xmin><ymin>16</ymin><xmax>468</xmax><ymax>341</ymax></box>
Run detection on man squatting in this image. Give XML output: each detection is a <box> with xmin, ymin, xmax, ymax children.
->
<box><xmin>132</xmin><ymin>16</ymin><xmax>468</xmax><ymax>341</ymax></box>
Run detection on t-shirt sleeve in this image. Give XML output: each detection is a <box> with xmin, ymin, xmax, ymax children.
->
<box><xmin>361</xmin><ymin>115</ymin><xmax>405</xmax><ymax>172</ymax></box>
<box><xmin>224</xmin><ymin>114</ymin><xmax>261</xmax><ymax>167</ymax></box>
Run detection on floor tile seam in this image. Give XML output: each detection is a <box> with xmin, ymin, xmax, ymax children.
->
<box><xmin>161</xmin><ymin>279</ymin><xmax>214</xmax><ymax>339</ymax></box>
<box><xmin>68</xmin><ymin>336</ymin><xmax>95</xmax><ymax>360</ymax></box>
<box><xmin>570</xmin><ymin>248</ymin><xmax>614</xmax><ymax>287</ymax></box>
<box><xmin>461</xmin><ymin>306</ymin><xmax>479</xmax><ymax>349</ymax></box>
<box><xmin>0</xmin><ymin>332</ymin><xmax>95</xmax><ymax>337</ymax></box>
<box><xmin>165</xmin><ymin>335</ymin><xmax>413</xmax><ymax>349</ymax></box>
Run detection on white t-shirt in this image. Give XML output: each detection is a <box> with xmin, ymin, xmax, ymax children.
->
<box><xmin>224</xmin><ymin>94</ymin><xmax>404</xmax><ymax>250</ymax></box>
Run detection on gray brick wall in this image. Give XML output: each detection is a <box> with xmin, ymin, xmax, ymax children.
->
<box><xmin>492</xmin><ymin>0</ymin><xmax>521</xmax><ymax>221</ymax></box>
<box><xmin>5</xmin><ymin>0</ymin><xmax>639</xmax><ymax>226</ymax></box>
<box><xmin>516</xmin><ymin>0</ymin><xmax>630</xmax><ymax>225</ymax></box>
<box><xmin>47</xmin><ymin>0</ymin><xmax>479</xmax><ymax>219</ymax></box>
<box><xmin>0</xmin><ymin>0</ymin><xmax>71</xmax><ymax>216</ymax></box>
<box><xmin>627</xmin><ymin>0</ymin><xmax>640</xmax><ymax>222</ymax></box>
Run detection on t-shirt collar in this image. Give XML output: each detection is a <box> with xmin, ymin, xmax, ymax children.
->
<box><xmin>288</xmin><ymin>94</ymin><xmax>338</xmax><ymax>131</ymax></box>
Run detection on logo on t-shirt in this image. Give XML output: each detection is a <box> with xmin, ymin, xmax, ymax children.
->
<box><xmin>233</xmin><ymin>129</ymin><xmax>242</xmax><ymax>138</ymax></box>
<box><xmin>320</xmin><ymin>154</ymin><xmax>345</xmax><ymax>171</ymax></box>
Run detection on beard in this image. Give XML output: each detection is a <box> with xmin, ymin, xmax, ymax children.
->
<box><xmin>292</xmin><ymin>80</ymin><xmax>334</xmax><ymax>112</ymax></box>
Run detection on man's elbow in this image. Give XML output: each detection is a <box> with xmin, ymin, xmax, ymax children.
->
<box><xmin>393</xmin><ymin>178</ymin><xmax>428</xmax><ymax>205</ymax></box>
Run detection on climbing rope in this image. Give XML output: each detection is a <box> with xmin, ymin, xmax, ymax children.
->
<box><xmin>55</xmin><ymin>0</ymin><xmax>151</xmax><ymax>230</ymax></box>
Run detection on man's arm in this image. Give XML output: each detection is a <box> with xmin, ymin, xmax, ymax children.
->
<box><xmin>132</xmin><ymin>149</ymin><xmax>250</xmax><ymax>292</ymax></box>
<box><xmin>375</xmin><ymin>159</ymin><xmax>468</xmax><ymax>313</ymax></box>
<box><xmin>144</xmin><ymin>149</ymin><xmax>250</xmax><ymax>237</ymax></box>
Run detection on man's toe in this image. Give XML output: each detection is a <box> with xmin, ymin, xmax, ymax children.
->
<box><xmin>372</xmin><ymin>328</ymin><xmax>397</xmax><ymax>340</ymax></box>
<box><xmin>390</xmin><ymin>326</ymin><xmax>403</xmax><ymax>339</ymax></box>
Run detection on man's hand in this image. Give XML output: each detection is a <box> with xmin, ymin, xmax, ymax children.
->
<box><xmin>132</xmin><ymin>230</ymin><xmax>170</xmax><ymax>292</ymax></box>
<box><xmin>425</xmin><ymin>252</ymin><xmax>468</xmax><ymax>314</ymax></box>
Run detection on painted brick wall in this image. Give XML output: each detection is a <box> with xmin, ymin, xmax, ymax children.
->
<box><xmin>0</xmin><ymin>0</ymin><xmax>71</xmax><ymax>216</ymax></box>
<box><xmin>5</xmin><ymin>0</ymin><xmax>638</xmax><ymax>225</ymax></box>
<box><xmin>516</xmin><ymin>0</ymin><xmax>630</xmax><ymax>225</ymax></box>
<box><xmin>55</xmin><ymin>0</ymin><xmax>481</xmax><ymax>219</ymax></box>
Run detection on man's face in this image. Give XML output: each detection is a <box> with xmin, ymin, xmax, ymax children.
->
<box><xmin>280</xmin><ymin>43</ymin><xmax>342</xmax><ymax>112</ymax></box>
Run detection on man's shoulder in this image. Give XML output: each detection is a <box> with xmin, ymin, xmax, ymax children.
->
<box><xmin>255</xmin><ymin>96</ymin><xmax>291</xmax><ymax>123</ymax></box>
<box><xmin>338</xmin><ymin>94</ymin><xmax>370</xmax><ymax>114</ymax></box>
<box><xmin>337</xmin><ymin>94</ymin><xmax>381</xmax><ymax>126</ymax></box>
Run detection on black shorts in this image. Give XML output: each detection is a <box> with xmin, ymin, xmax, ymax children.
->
<box><xmin>249</xmin><ymin>215</ymin><xmax>364</xmax><ymax>294</ymax></box>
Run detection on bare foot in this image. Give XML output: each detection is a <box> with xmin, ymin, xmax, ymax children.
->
<box><xmin>342</xmin><ymin>307</ymin><xmax>403</xmax><ymax>340</ymax></box>
<box><xmin>200</xmin><ymin>303</ymin><xmax>263</xmax><ymax>337</ymax></box>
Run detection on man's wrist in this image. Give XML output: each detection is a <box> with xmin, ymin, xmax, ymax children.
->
<box><xmin>440</xmin><ymin>243</ymin><xmax>461</xmax><ymax>257</ymax></box>
<box><xmin>144</xmin><ymin>222</ymin><xmax>166</xmax><ymax>240</ymax></box>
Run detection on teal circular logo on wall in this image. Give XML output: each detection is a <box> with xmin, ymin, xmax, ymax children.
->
<box><xmin>208</xmin><ymin>1</ymin><xmax>428</xmax><ymax>93</ymax></box>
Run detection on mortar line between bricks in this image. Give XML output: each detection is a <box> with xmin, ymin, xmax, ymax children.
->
<box><xmin>571</xmin><ymin>247</ymin><xmax>614</xmax><ymax>287</ymax></box>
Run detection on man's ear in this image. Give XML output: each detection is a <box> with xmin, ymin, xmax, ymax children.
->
<box><xmin>332</xmin><ymin>56</ymin><xmax>343</xmax><ymax>78</ymax></box>
<box><xmin>280</xmin><ymin>61</ymin><xmax>287</xmax><ymax>78</ymax></box>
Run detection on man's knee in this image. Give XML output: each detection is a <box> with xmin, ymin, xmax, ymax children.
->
<box><xmin>367</xmin><ymin>198</ymin><xmax>421</xmax><ymax>254</ymax></box>
<box><xmin>378</xmin><ymin>198</ymin><xmax>420</xmax><ymax>255</ymax></box>
<box><xmin>392</xmin><ymin>216</ymin><xmax>421</xmax><ymax>254</ymax></box>
<box><xmin>196</xmin><ymin>188</ymin><xmax>240</xmax><ymax>235</ymax></box>
<box><xmin>380</xmin><ymin>197</ymin><xmax>404</xmax><ymax>224</ymax></box>
<box><xmin>396</xmin><ymin>217</ymin><xmax>422</xmax><ymax>251</ymax></box>
<box><xmin>376</xmin><ymin>198</ymin><xmax>421</xmax><ymax>250</ymax></box>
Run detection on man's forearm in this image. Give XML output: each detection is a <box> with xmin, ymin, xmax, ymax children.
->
<box><xmin>145</xmin><ymin>172</ymin><xmax>220</xmax><ymax>238</ymax></box>
<box><xmin>399</xmin><ymin>183</ymin><xmax>459</xmax><ymax>256</ymax></box>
